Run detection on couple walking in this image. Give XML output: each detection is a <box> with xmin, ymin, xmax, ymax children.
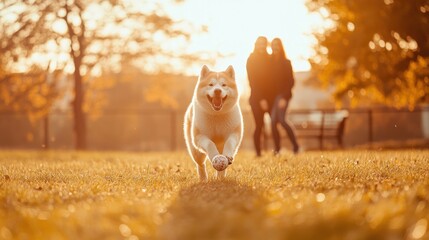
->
<box><xmin>247</xmin><ymin>36</ymin><xmax>300</xmax><ymax>156</ymax></box>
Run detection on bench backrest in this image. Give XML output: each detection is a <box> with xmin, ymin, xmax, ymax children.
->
<box><xmin>289</xmin><ymin>110</ymin><xmax>349</xmax><ymax>132</ymax></box>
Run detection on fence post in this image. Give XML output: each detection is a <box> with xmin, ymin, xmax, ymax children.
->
<box><xmin>320</xmin><ymin>111</ymin><xmax>325</xmax><ymax>150</ymax></box>
<box><xmin>368</xmin><ymin>109</ymin><xmax>373</xmax><ymax>148</ymax></box>
<box><xmin>170</xmin><ymin>110</ymin><xmax>177</xmax><ymax>151</ymax></box>
<box><xmin>43</xmin><ymin>114</ymin><xmax>49</xmax><ymax>150</ymax></box>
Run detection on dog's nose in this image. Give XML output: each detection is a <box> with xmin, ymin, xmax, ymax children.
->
<box><xmin>214</xmin><ymin>89</ymin><xmax>221</xmax><ymax>96</ymax></box>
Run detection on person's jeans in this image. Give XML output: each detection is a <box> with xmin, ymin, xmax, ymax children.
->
<box><xmin>250</xmin><ymin>100</ymin><xmax>270</xmax><ymax>156</ymax></box>
<box><xmin>271</xmin><ymin>95</ymin><xmax>299</xmax><ymax>153</ymax></box>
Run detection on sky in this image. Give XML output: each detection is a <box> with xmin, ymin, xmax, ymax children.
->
<box><xmin>163</xmin><ymin>0</ymin><xmax>326</xmax><ymax>90</ymax></box>
<box><xmin>2</xmin><ymin>0</ymin><xmax>327</xmax><ymax>93</ymax></box>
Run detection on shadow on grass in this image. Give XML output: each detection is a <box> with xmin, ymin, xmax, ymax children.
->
<box><xmin>157</xmin><ymin>179</ymin><xmax>409</xmax><ymax>240</ymax></box>
<box><xmin>158</xmin><ymin>179</ymin><xmax>271</xmax><ymax>240</ymax></box>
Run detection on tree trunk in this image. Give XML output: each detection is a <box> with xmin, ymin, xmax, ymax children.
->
<box><xmin>73</xmin><ymin>64</ymin><xmax>86</xmax><ymax>150</ymax></box>
<box><xmin>64</xmin><ymin>2</ymin><xmax>87</xmax><ymax>150</ymax></box>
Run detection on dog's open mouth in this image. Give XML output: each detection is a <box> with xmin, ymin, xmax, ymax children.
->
<box><xmin>207</xmin><ymin>95</ymin><xmax>227</xmax><ymax>111</ymax></box>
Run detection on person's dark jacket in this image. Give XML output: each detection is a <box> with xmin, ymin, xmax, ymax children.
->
<box><xmin>272</xmin><ymin>57</ymin><xmax>295</xmax><ymax>100</ymax></box>
<box><xmin>246</xmin><ymin>52</ymin><xmax>276</xmax><ymax>105</ymax></box>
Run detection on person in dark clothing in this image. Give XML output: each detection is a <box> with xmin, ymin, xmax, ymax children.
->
<box><xmin>270</xmin><ymin>38</ymin><xmax>300</xmax><ymax>154</ymax></box>
<box><xmin>246</xmin><ymin>36</ymin><xmax>275</xmax><ymax>157</ymax></box>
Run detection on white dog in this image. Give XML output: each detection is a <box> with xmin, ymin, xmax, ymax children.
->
<box><xmin>184</xmin><ymin>65</ymin><xmax>243</xmax><ymax>181</ymax></box>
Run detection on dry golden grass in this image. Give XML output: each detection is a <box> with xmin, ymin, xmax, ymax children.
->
<box><xmin>0</xmin><ymin>150</ymin><xmax>428</xmax><ymax>240</ymax></box>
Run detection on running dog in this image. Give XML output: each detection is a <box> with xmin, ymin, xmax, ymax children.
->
<box><xmin>184</xmin><ymin>65</ymin><xmax>243</xmax><ymax>181</ymax></box>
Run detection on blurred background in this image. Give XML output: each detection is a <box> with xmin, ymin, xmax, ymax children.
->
<box><xmin>1</xmin><ymin>0</ymin><xmax>428</xmax><ymax>151</ymax></box>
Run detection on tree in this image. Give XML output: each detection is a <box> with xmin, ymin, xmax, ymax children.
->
<box><xmin>307</xmin><ymin>0</ymin><xmax>429</xmax><ymax>109</ymax></box>
<box><xmin>1</xmin><ymin>0</ymin><xmax>195</xmax><ymax>149</ymax></box>
<box><xmin>0</xmin><ymin>2</ymin><xmax>59</xmax><ymax>120</ymax></box>
<box><xmin>0</xmin><ymin>67</ymin><xmax>60</xmax><ymax>122</ymax></box>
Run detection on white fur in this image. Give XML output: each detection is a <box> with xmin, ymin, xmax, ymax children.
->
<box><xmin>184</xmin><ymin>65</ymin><xmax>243</xmax><ymax>181</ymax></box>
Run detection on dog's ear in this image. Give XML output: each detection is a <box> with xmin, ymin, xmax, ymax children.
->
<box><xmin>225</xmin><ymin>65</ymin><xmax>235</xmax><ymax>79</ymax></box>
<box><xmin>200</xmin><ymin>65</ymin><xmax>210</xmax><ymax>79</ymax></box>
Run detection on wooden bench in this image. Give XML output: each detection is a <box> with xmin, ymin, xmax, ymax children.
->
<box><xmin>289</xmin><ymin>110</ymin><xmax>349</xmax><ymax>149</ymax></box>
<box><xmin>263</xmin><ymin>110</ymin><xmax>349</xmax><ymax>150</ymax></box>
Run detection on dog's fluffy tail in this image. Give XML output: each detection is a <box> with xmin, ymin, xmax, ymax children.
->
<box><xmin>184</xmin><ymin>104</ymin><xmax>206</xmax><ymax>165</ymax></box>
<box><xmin>183</xmin><ymin>104</ymin><xmax>193</xmax><ymax>151</ymax></box>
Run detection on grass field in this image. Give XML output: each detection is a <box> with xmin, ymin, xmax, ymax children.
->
<box><xmin>0</xmin><ymin>150</ymin><xmax>428</xmax><ymax>240</ymax></box>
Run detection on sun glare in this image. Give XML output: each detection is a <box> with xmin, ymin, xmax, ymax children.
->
<box><xmin>3</xmin><ymin>0</ymin><xmax>324</xmax><ymax>93</ymax></box>
<box><xmin>164</xmin><ymin>0</ymin><xmax>324</xmax><ymax>92</ymax></box>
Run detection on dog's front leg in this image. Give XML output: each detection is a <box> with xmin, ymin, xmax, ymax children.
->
<box><xmin>195</xmin><ymin>135</ymin><xmax>220</xmax><ymax>162</ymax></box>
<box><xmin>222</xmin><ymin>133</ymin><xmax>240</xmax><ymax>164</ymax></box>
<box><xmin>216</xmin><ymin>133</ymin><xmax>240</xmax><ymax>178</ymax></box>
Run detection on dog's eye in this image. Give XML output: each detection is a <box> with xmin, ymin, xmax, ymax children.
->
<box><xmin>209</xmin><ymin>83</ymin><xmax>214</xmax><ymax>86</ymax></box>
<box><xmin>222</xmin><ymin>84</ymin><xmax>226</xmax><ymax>87</ymax></box>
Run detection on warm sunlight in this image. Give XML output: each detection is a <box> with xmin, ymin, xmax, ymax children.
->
<box><xmin>2</xmin><ymin>0</ymin><xmax>325</xmax><ymax>93</ymax></box>
<box><xmin>2</xmin><ymin>1</ymin><xmax>429</xmax><ymax>238</ymax></box>
<box><xmin>165</xmin><ymin>0</ymin><xmax>325</xmax><ymax>90</ymax></box>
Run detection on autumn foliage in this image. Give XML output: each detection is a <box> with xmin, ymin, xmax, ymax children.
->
<box><xmin>307</xmin><ymin>0</ymin><xmax>429</xmax><ymax>109</ymax></box>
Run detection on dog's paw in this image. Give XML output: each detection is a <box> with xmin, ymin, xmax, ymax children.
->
<box><xmin>225</xmin><ymin>156</ymin><xmax>233</xmax><ymax>165</ymax></box>
<box><xmin>211</xmin><ymin>155</ymin><xmax>229</xmax><ymax>171</ymax></box>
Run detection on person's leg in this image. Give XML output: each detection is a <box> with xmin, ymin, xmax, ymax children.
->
<box><xmin>251</xmin><ymin>103</ymin><xmax>264</xmax><ymax>157</ymax></box>
<box><xmin>270</xmin><ymin>97</ymin><xmax>281</xmax><ymax>154</ymax></box>
<box><xmin>278</xmin><ymin>100</ymin><xmax>300</xmax><ymax>153</ymax></box>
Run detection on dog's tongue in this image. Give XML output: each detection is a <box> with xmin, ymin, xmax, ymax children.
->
<box><xmin>212</xmin><ymin>95</ymin><xmax>222</xmax><ymax>107</ymax></box>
